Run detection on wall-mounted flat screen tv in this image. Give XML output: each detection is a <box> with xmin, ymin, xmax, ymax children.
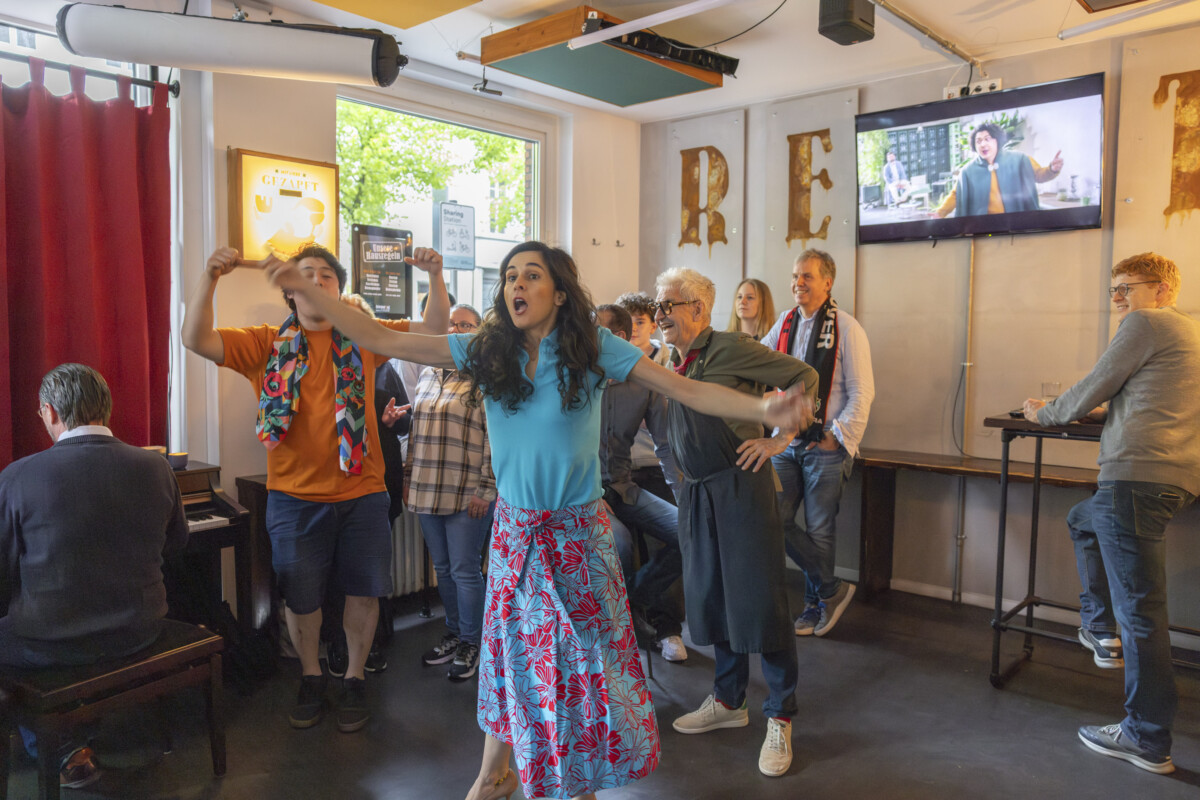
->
<box><xmin>855</xmin><ymin>73</ymin><xmax>1104</xmax><ymax>245</ymax></box>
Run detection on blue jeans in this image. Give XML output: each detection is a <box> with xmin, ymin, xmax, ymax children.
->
<box><xmin>1068</xmin><ymin>481</ymin><xmax>1193</xmax><ymax>756</ymax></box>
<box><xmin>773</xmin><ymin>440</ymin><xmax>852</xmax><ymax>605</ymax></box>
<box><xmin>419</xmin><ymin>506</ymin><xmax>493</xmax><ymax>645</ymax></box>
<box><xmin>606</xmin><ymin>488</ymin><xmax>684</xmax><ymax>638</ymax></box>
<box><xmin>713</xmin><ymin>641</ymin><xmax>799</xmax><ymax>719</ymax></box>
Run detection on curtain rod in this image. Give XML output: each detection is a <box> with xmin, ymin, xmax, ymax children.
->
<box><xmin>0</xmin><ymin>49</ymin><xmax>180</xmax><ymax>97</ymax></box>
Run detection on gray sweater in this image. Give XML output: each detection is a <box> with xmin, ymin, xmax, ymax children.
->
<box><xmin>1038</xmin><ymin>306</ymin><xmax>1200</xmax><ymax>496</ymax></box>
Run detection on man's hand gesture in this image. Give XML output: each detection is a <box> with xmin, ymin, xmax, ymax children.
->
<box><xmin>405</xmin><ymin>247</ymin><xmax>443</xmax><ymax>275</ymax></box>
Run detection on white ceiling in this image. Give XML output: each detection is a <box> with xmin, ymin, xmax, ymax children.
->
<box><xmin>24</xmin><ymin>0</ymin><xmax>1200</xmax><ymax>121</ymax></box>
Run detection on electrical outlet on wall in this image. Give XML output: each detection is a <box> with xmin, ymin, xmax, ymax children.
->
<box><xmin>943</xmin><ymin>78</ymin><xmax>1003</xmax><ymax>100</ymax></box>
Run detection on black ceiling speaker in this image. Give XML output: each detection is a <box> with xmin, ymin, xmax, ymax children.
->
<box><xmin>819</xmin><ymin>0</ymin><xmax>876</xmax><ymax>46</ymax></box>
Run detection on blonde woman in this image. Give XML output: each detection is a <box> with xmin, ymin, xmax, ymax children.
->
<box><xmin>726</xmin><ymin>278</ymin><xmax>776</xmax><ymax>340</ymax></box>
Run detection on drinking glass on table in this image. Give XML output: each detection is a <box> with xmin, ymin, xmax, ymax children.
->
<box><xmin>1041</xmin><ymin>381</ymin><xmax>1062</xmax><ymax>402</ymax></box>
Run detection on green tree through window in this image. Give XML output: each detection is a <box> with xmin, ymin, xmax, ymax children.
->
<box><xmin>336</xmin><ymin>99</ymin><xmax>529</xmax><ymax>240</ymax></box>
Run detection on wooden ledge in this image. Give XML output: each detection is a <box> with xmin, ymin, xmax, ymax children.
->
<box><xmin>858</xmin><ymin>448</ymin><xmax>1098</xmax><ymax>490</ymax></box>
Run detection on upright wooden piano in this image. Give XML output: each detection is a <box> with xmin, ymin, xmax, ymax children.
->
<box><xmin>168</xmin><ymin>461</ymin><xmax>252</xmax><ymax>630</ymax></box>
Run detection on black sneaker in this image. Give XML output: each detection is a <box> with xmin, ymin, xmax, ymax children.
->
<box><xmin>326</xmin><ymin>635</ymin><xmax>348</xmax><ymax>678</ymax></box>
<box><xmin>289</xmin><ymin>675</ymin><xmax>327</xmax><ymax>729</ymax></box>
<box><xmin>1079</xmin><ymin>723</ymin><xmax>1174</xmax><ymax>774</ymax></box>
<box><xmin>365</xmin><ymin>643</ymin><xmax>388</xmax><ymax>673</ymax></box>
<box><xmin>1078</xmin><ymin>627</ymin><xmax>1123</xmax><ymax>669</ymax></box>
<box><xmin>447</xmin><ymin>641</ymin><xmax>480</xmax><ymax>682</ymax></box>
<box><xmin>336</xmin><ymin>677</ymin><xmax>370</xmax><ymax>733</ymax></box>
<box><xmin>422</xmin><ymin>633</ymin><xmax>460</xmax><ymax>666</ymax></box>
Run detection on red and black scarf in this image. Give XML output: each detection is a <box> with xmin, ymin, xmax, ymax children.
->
<box><xmin>776</xmin><ymin>298</ymin><xmax>839</xmax><ymax>443</ymax></box>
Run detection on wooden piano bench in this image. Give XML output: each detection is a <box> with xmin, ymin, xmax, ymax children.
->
<box><xmin>0</xmin><ymin>620</ymin><xmax>226</xmax><ymax>800</ymax></box>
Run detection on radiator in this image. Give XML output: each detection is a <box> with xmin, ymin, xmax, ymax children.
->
<box><xmin>391</xmin><ymin>508</ymin><xmax>433</xmax><ymax>597</ymax></box>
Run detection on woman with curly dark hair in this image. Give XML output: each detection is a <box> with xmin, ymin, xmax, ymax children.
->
<box><xmin>267</xmin><ymin>241</ymin><xmax>812</xmax><ymax>800</ymax></box>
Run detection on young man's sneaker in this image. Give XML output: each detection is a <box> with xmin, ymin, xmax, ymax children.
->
<box><xmin>814</xmin><ymin>581</ymin><xmax>856</xmax><ymax>637</ymax></box>
<box><xmin>794</xmin><ymin>604</ymin><xmax>821</xmax><ymax>636</ymax></box>
<box><xmin>336</xmin><ymin>677</ymin><xmax>370</xmax><ymax>733</ymax></box>
<box><xmin>422</xmin><ymin>633</ymin><xmax>460</xmax><ymax>666</ymax></box>
<box><xmin>1078</xmin><ymin>628</ymin><xmax>1123</xmax><ymax>669</ymax></box>
<box><xmin>365</xmin><ymin>643</ymin><xmax>388</xmax><ymax>673</ymax></box>
<box><xmin>59</xmin><ymin>746</ymin><xmax>101</xmax><ymax>789</ymax></box>
<box><xmin>325</xmin><ymin>635</ymin><xmax>348</xmax><ymax>678</ymax></box>
<box><xmin>289</xmin><ymin>675</ymin><xmax>327</xmax><ymax>729</ymax></box>
<box><xmin>672</xmin><ymin>694</ymin><xmax>749</xmax><ymax>734</ymax></box>
<box><xmin>758</xmin><ymin>718</ymin><xmax>792</xmax><ymax>777</ymax></box>
<box><xmin>447</xmin><ymin>641</ymin><xmax>481</xmax><ymax>682</ymax></box>
<box><xmin>1078</xmin><ymin>723</ymin><xmax>1174</xmax><ymax>774</ymax></box>
<box><xmin>658</xmin><ymin>634</ymin><xmax>688</xmax><ymax>662</ymax></box>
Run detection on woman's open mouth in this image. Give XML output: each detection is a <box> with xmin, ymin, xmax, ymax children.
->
<box><xmin>512</xmin><ymin>297</ymin><xmax>528</xmax><ymax>315</ymax></box>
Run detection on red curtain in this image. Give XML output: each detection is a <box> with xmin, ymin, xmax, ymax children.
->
<box><xmin>0</xmin><ymin>61</ymin><xmax>171</xmax><ymax>466</ymax></box>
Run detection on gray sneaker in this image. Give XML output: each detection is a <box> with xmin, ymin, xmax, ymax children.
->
<box><xmin>1078</xmin><ymin>628</ymin><xmax>1123</xmax><ymax>669</ymax></box>
<box><xmin>794</xmin><ymin>605</ymin><xmax>821</xmax><ymax>636</ymax></box>
<box><xmin>814</xmin><ymin>581</ymin><xmax>856</xmax><ymax>637</ymax></box>
<box><xmin>1078</xmin><ymin>723</ymin><xmax>1174</xmax><ymax>774</ymax></box>
<box><xmin>672</xmin><ymin>694</ymin><xmax>749</xmax><ymax>734</ymax></box>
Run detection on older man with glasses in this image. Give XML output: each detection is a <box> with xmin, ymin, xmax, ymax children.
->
<box><xmin>1023</xmin><ymin>252</ymin><xmax>1200</xmax><ymax>775</ymax></box>
<box><xmin>654</xmin><ymin>268</ymin><xmax>817</xmax><ymax>778</ymax></box>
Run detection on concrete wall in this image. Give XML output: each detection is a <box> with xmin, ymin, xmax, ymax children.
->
<box><xmin>638</xmin><ymin>30</ymin><xmax>1200</xmax><ymax>632</ymax></box>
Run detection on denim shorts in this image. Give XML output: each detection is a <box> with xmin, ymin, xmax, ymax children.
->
<box><xmin>265</xmin><ymin>490</ymin><xmax>393</xmax><ymax>614</ymax></box>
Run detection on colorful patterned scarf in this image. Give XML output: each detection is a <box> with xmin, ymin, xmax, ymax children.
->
<box><xmin>256</xmin><ymin>313</ymin><xmax>368</xmax><ymax>474</ymax></box>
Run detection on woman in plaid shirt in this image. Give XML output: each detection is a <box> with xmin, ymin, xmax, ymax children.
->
<box><xmin>407</xmin><ymin>304</ymin><xmax>496</xmax><ymax>682</ymax></box>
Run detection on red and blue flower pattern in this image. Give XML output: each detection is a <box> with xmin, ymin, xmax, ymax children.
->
<box><xmin>477</xmin><ymin>498</ymin><xmax>660</xmax><ymax>798</ymax></box>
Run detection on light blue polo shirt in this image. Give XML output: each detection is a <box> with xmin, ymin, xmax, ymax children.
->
<box><xmin>449</xmin><ymin>326</ymin><xmax>644</xmax><ymax>511</ymax></box>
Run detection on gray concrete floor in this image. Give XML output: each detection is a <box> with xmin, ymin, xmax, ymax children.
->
<box><xmin>8</xmin><ymin>578</ymin><xmax>1200</xmax><ymax>799</ymax></box>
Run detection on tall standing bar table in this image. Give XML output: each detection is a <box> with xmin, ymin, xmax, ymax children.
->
<box><xmin>984</xmin><ymin>414</ymin><xmax>1200</xmax><ymax>687</ymax></box>
<box><xmin>985</xmin><ymin>414</ymin><xmax>1101</xmax><ymax>688</ymax></box>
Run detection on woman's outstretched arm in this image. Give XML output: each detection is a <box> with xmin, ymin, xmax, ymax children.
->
<box><xmin>265</xmin><ymin>252</ymin><xmax>457</xmax><ymax>369</ymax></box>
<box><xmin>627</xmin><ymin>356</ymin><xmax>813</xmax><ymax>433</ymax></box>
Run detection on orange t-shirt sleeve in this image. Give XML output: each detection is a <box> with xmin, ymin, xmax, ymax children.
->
<box><xmin>217</xmin><ymin>324</ymin><xmax>276</xmax><ymax>390</ymax></box>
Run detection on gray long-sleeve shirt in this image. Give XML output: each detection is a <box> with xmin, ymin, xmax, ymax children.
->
<box><xmin>1038</xmin><ymin>306</ymin><xmax>1200</xmax><ymax>495</ymax></box>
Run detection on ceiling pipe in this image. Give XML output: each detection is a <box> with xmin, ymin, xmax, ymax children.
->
<box><xmin>1058</xmin><ymin>0</ymin><xmax>1197</xmax><ymax>39</ymax></box>
<box><xmin>868</xmin><ymin>0</ymin><xmax>980</xmax><ymax>70</ymax></box>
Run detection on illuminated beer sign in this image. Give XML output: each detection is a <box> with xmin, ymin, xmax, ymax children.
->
<box><xmin>229</xmin><ymin>148</ymin><xmax>339</xmax><ymax>261</ymax></box>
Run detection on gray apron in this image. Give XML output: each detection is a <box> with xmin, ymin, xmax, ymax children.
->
<box><xmin>667</xmin><ymin>345</ymin><xmax>794</xmax><ymax>653</ymax></box>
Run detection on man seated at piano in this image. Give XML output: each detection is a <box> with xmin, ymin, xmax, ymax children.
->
<box><xmin>182</xmin><ymin>244</ymin><xmax>448</xmax><ymax>735</ymax></box>
<box><xmin>0</xmin><ymin>363</ymin><xmax>189</xmax><ymax>789</ymax></box>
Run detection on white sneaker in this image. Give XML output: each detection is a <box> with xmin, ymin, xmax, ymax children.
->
<box><xmin>672</xmin><ymin>694</ymin><xmax>749</xmax><ymax>734</ymax></box>
<box><xmin>759</xmin><ymin>717</ymin><xmax>793</xmax><ymax>777</ymax></box>
<box><xmin>659</xmin><ymin>635</ymin><xmax>688</xmax><ymax>662</ymax></box>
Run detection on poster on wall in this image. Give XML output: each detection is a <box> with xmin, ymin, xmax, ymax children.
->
<box><xmin>352</xmin><ymin>225</ymin><xmax>413</xmax><ymax>320</ymax></box>
<box><xmin>664</xmin><ymin>110</ymin><xmax>745</xmax><ymax>323</ymax></box>
<box><xmin>228</xmin><ymin>148</ymin><xmax>339</xmax><ymax>261</ymax></box>
<box><xmin>435</xmin><ymin>202</ymin><xmax>476</xmax><ymax>270</ymax></box>
<box><xmin>1113</xmin><ymin>28</ymin><xmax>1200</xmax><ymax>323</ymax></box>
<box><xmin>763</xmin><ymin>89</ymin><xmax>859</xmax><ymax>314</ymax></box>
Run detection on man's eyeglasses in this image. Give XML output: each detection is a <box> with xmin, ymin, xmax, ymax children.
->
<box><xmin>1108</xmin><ymin>281</ymin><xmax>1159</xmax><ymax>298</ymax></box>
<box><xmin>450</xmin><ymin>320</ymin><xmax>478</xmax><ymax>332</ymax></box>
<box><xmin>652</xmin><ymin>299</ymin><xmax>699</xmax><ymax>316</ymax></box>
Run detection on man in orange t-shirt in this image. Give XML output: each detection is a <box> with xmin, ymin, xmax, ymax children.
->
<box><xmin>183</xmin><ymin>244</ymin><xmax>448</xmax><ymax>733</ymax></box>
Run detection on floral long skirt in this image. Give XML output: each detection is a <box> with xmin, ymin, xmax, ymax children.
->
<box><xmin>476</xmin><ymin>498</ymin><xmax>660</xmax><ymax>799</ymax></box>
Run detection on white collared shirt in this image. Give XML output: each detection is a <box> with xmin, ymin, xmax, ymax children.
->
<box><xmin>56</xmin><ymin>425</ymin><xmax>113</xmax><ymax>442</ymax></box>
<box><xmin>761</xmin><ymin>306</ymin><xmax>875</xmax><ymax>457</ymax></box>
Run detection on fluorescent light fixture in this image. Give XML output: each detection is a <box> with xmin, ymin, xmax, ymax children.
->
<box><xmin>1058</xmin><ymin>0</ymin><xmax>1198</xmax><ymax>39</ymax></box>
<box><xmin>567</xmin><ymin>0</ymin><xmax>742</xmax><ymax>50</ymax></box>
<box><xmin>56</xmin><ymin>2</ymin><xmax>407</xmax><ymax>87</ymax></box>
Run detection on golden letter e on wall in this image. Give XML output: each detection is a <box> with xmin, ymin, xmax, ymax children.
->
<box><xmin>787</xmin><ymin>129</ymin><xmax>833</xmax><ymax>244</ymax></box>
<box><xmin>1152</xmin><ymin>70</ymin><xmax>1200</xmax><ymax>222</ymax></box>
<box><xmin>679</xmin><ymin>146</ymin><xmax>729</xmax><ymax>253</ymax></box>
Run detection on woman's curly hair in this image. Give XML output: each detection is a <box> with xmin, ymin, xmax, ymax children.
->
<box><xmin>464</xmin><ymin>241</ymin><xmax>601</xmax><ymax>414</ymax></box>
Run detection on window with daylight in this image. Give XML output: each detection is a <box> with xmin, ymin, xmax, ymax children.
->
<box><xmin>336</xmin><ymin>97</ymin><xmax>540</xmax><ymax>316</ymax></box>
